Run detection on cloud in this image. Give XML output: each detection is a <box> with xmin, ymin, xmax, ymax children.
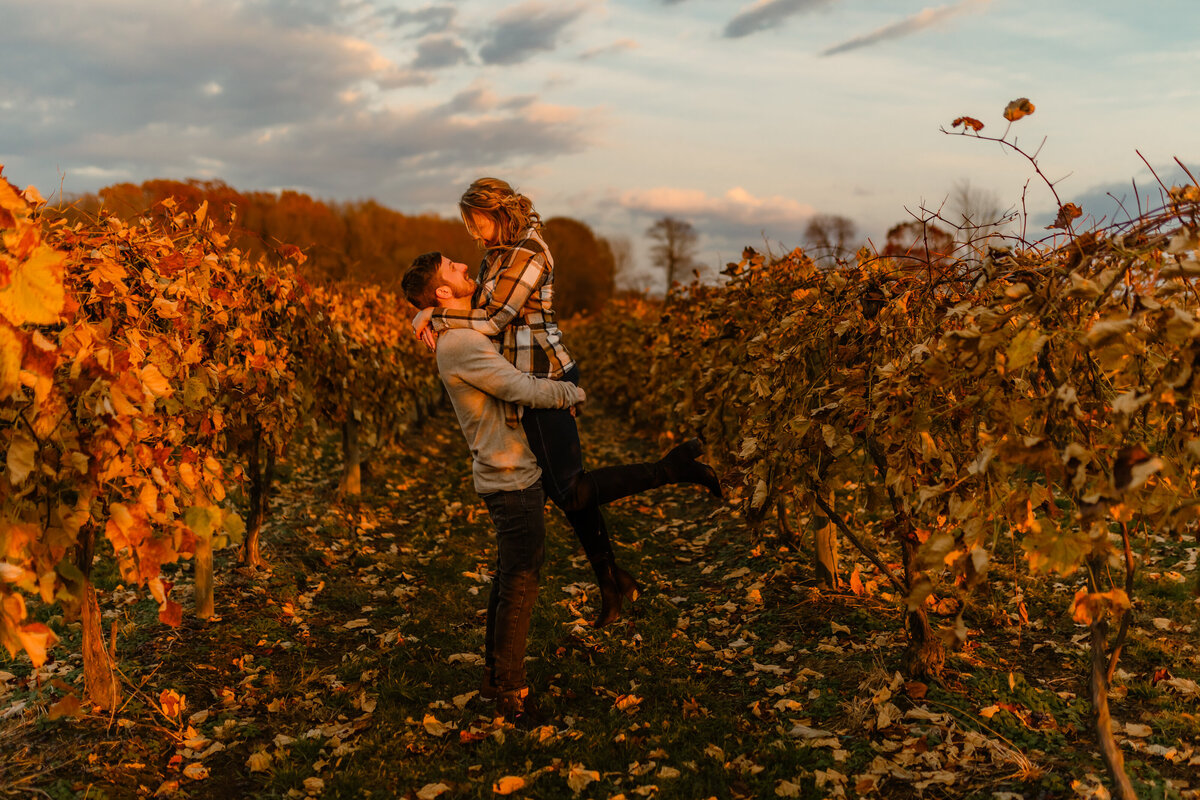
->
<box><xmin>622</xmin><ymin>186</ymin><xmax>814</xmax><ymax>225</ymax></box>
<box><xmin>478</xmin><ymin>1</ymin><xmax>590</xmax><ymax>65</ymax></box>
<box><xmin>1031</xmin><ymin>163</ymin><xmax>1198</xmax><ymax>230</ymax></box>
<box><xmin>412</xmin><ymin>34</ymin><xmax>471</xmax><ymax>69</ymax></box>
<box><xmin>0</xmin><ymin>1</ymin><xmax>599</xmax><ymax>209</ymax></box>
<box><xmin>821</xmin><ymin>0</ymin><xmax>991</xmax><ymax>56</ymax></box>
<box><xmin>391</xmin><ymin>4</ymin><xmax>457</xmax><ymax>38</ymax></box>
<box><xmin>618</xmin><ymin>186</ymin><xmax>816</xmax><ymax>252</ymax></box>
<box><xmin>579</xmin><ymin>39</ymin><xmax>639</xmax><ymax>60</ymax></box>
<box><xmin>723</xmin><ymin>0</ymin><xmax>837</xmax><ymax>39</ymax></box>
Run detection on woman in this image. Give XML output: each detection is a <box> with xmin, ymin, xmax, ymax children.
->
<box><xmin>413</xmin><ymin>178</ymin><xmax>721</xmax><ymax>627</ymax></box>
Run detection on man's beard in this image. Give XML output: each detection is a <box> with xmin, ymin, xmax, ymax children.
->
<box><xmin>453</xmin><ymin>280</ymin><xmax>476</xmax><ymax>299</ymax></box>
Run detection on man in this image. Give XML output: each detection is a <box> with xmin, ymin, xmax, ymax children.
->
<box><xmin>402</xmin><ymin>251</ymin><xmax>583</xmax><ymax>726</ymax></box>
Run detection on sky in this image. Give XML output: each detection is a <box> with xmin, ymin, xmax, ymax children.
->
<box><xmin>2</xmin><ymin>0</ymin><xmax>1198</xmax><ymax>288</ymax></box>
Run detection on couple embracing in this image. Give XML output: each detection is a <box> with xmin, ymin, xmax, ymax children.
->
<box><xmin>401</xmin><ymin>178</ymin><xmax>722</xmax><ymax>727</ymax></box>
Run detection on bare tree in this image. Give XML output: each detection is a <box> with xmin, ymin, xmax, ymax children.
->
<box><xmin>803</xmin><ymin>214</ymin><xmax>858</xmax><ymax>262</ymax></box>
<box><xmin>609</xmin><ymin>234</ymin><xmax>632</xmax><ymax>276</ymax></box>
<box><xmin>646</xmin><ymin>216</ymin><xmax>698</xmax><ymax>291</ymax></box>
<box><xmin>950</xmin><ymin>179</ymin><xmax>1008</xmax><ymax>248</ymax></box>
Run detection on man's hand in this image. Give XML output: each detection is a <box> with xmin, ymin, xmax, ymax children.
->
<box><xmin>412</xmin><ymin>308</ymin><xmax>437</xmax><ymax>351</ymax></box>
<box><xmin>570</xmin><ymin>386</ymin><xmax>586</xmax><ymax>417</ymax></box>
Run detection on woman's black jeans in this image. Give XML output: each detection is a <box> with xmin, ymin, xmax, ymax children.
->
<box><xmin>520</xmin><ymin>366</ymin><xmax>668</xmax><ymax>574</ymax></box>
<box><xmin>481</xmin><ymin>482</ymin><xmax>546</xmax><ymax>694</ymax></box>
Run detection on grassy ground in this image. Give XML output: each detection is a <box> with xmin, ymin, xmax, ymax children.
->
<box><xmin>2</xmin><ymin>408</ymin><xmax>1199</xmax><ymax>799</ymax></box>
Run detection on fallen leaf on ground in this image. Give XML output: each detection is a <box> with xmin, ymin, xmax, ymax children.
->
<box><xmin>246</xmin><ymin>751</ymin><xmax>272</xmax><ymax>772</ymax></box>
<box><xmin>566</xmin><ymin>764</ymin><xmax>599</xmax><ymax>794</ymax></box>
<box><xmin>417</xmin><ymin>783</ymin><xmax>450</xmax><ymax>800</ymax></box>
<box><xmin>493</xmin><ymin>775</ymin><xmax>526</xmax><ymax>795</ymax></box>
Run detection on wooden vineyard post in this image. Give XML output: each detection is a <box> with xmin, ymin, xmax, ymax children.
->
<box><xmin>76</xmin><ymin>527</ymin><xmax>120</xmax><ymax>711</ymax></box>
<box><xmin>341</xmin><ymin>399</ymin><xmax>362</xmax><ymax>497</ymax></box>
<box><xmin>194</xmin><ymin>533</ymin><xmax>215</xmax><ymax>619</ymax></box>
<box><xmin>813</xmin><ymin>489</ymin><xmax>840</xmax><ymax>590</ymax></box>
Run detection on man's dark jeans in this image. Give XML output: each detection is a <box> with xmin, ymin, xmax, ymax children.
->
<box><xmin>481</xmin><ymin>482</ymin><xmax>546</xmax><ymax>694</ymax></box>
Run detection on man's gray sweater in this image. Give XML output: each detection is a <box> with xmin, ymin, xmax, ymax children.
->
<box><xmin>436</xmin><ymin>328</ymin><xmax>583</xmax><ymax>494</ymax></box>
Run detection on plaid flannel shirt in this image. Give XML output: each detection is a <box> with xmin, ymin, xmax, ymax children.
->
<box><xmin>430</xmin><ymin>227</ymin><xmax>575</xmax><ymax>426</ymax></box>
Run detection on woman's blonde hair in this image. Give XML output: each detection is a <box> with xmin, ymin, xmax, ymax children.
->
<box><xmin>459</xmin><ymin>177</ymin><xmax>541</xmax><ymax>248</ymax></box>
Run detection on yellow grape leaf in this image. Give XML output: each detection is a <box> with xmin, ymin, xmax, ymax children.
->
<box><xmin>6</xmin><ymin>430</ymin><xmax>35</xmax><ymax>485</ymax></box>
<box><xmin>776</xmin><ymin>779</ymin><xmax>803</xmax><ymax>798</ymax></box>
<box><xmin>1124</xmin><ymin>722</ymin><xmax>1152</xmax><ymax>738</ymax></box>
<box><xmin>493</xmin><ymin>776</ymin><xmax>526</xmax><ymax>795</ymax></box>
<box><xmin>566</xmin><ymin>764</ymin><xmax>599</xmax><ymax>794</ymax></box>
<box><xmin>13</xmin><ymin>621</ymin><xmax>57</xmax><ymax>667</ymax></box>
<box><xmin>179</xmin><ymin>462</ymin><xmax>199</xmax><ymax>490</ymax></box>
<box><xmin>140</xmin><ymin>364</ymin><xmax>172</xmax><ymax>398</ymax></box>
<box><xmin>1071</xmin><ymin>588</ymin><xmax>1130</xmax><ymax>625</ymax></box>
<box><xmin>21</xmin><ymin>185</ymin><xmax>45</xmax><ymax>207</ymax></box>
<box><xmin>1006</xmin><ymin>327</ymin><xmax>1046</xmax><ymax>373</ymax></box>
<box><xmin>422</xmin><ymin>713</ymin><xmax>450</xmax><ymax>737</ymax></box>
<box><xmin>0</xmin><ymin>244</ymin><xmax>65</xmax><ymax>326</ymax></box>
<box><xmin>246</xmin><ymin>751</ymin><xmax>272</xmax><ymax>772</ymax></box>
<box><xmin>182</xmin><ymin>763</ymin><xmax>209</xmax><ymax>780</ymax></box>
<box><xmin>0</xmin><ymin>176</ymin><xmax>27</xmax><ymax>228</ymax></box>
<box><xmin>614</xmin><ymin>694</ymin><xmax>642</xmax><ymax>713</ymax></box>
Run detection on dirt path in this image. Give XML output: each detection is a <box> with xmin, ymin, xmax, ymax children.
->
<box><xmin>2</xmin><ymin>409</ymin><xmax>1197</xmax><ymax>799</ymax></box>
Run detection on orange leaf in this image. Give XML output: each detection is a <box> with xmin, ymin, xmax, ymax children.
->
<box><xmin>951</xmin><ymin>116</ymin><xmax>984</xmax><ymax>132</ymax></box>
<box><xmin>493</xmin><ymin>776</ymin><xmax>526</xmax><ymax>795</ymax></box>
<box><xmin>1003</xmin><ymin>97</ymin><xmax>1035</xmax><ymax>122</ymax></box>
<box><xmin>159</xmin><ymin>599</ymin><xmax>183</xmax><ymax>627</ymax></box>
<box><xmin>0</xmin><ymin>322</ymin><xmax>22</xmax><ymax>397</ymax></box>
<box><xmin>1046</xmin><ymin>203</ymin><xmax>1083</xmax><ymax>230</ymax></box>
<box><xmin>13</xmin><ymin>621</ymin><xmax>58</xmax><ymax>667</ymax></box>
<box><xmin>47</xmin><ymin>693</ymin><xmax>82</xmax><ymax>720</ymax></box>
<box><xmin>0</xmin><ymin>243</ymin><xmax>66</xmax><ymax>326</ymax></box>
<box><xmin>140</xmin><ymin>364</ymin><xmax>173</xmax><ymax>398</ymax></box>
<box><xmin>159</xmin><ymin>688</ymin><xmax>185</xmax><ymax>717</ymax></box>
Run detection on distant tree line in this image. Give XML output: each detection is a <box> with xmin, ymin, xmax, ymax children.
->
<box><xmin>54</xmin><ymin>179</ymin><xmax>617</xmax><ymax>317</ymax></box>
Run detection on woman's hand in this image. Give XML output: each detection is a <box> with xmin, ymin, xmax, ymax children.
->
<box><xmin>412</xmin><ymin>308</ymin><xmax>437</xmax><ymax>351</ymax></box>
<box><xmin>571</xmin><ymin>387</ymin><xmax>586</xmax><ymax>417</ymax></box>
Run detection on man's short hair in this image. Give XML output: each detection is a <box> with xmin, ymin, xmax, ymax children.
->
<box><xmin>402</xmin><ymin>251</ymin><xmax>444</xmax><ymax>309</ymax></box>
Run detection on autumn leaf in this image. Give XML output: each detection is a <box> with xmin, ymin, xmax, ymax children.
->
<box><xmin>776</xmin><ymin>779</ymin><xmax>803</xmax><ymax>797</ymax></box>
<box><xmin>1070</xmin><ymin>588</ymin><xmax>1130</xmax><ymax>625</ymax></box>
<box><xmin>47</xmin><ymin>692</ymin><xmax>82</xmax><ymax>720</ymax></box>
<box><xmin>1124</xmin><ymin>722</ymin><xmax>1152</xmax><ymax>738</ymax></box>
<box><xmin>182</xmin><ymin>763</ymin><xmax>209</xmax><ymax>780</ymax></box>
<box><xmin>1112</xmin><ymin>444</ymin><xmax>1162</xmax><ymax>492</ymax></box>
<box><xmin>140</xmin><ymin>364</ymin><xmax>173</xmax><ymax>398</ymax></box>
<box><xmin>159</xmin><ymin>689</ymin><xmax>186</xmax><ymax>718</ymax></box>
<box><xmin>492</xmin><ymin>775</ymin><xmax>526</xmax><ymax>795</ymax></box>
<box><xmin>423</xmin><ymin>713</ymin><xmax>450</xmax><ymax>737</ymax></box>
<box><xmin>246</xmin><ymin>751</ymin><xmax>272</xmax><ymax>772</ymax></box>
<box><xmin>566</xmin><ymin>764</ymin><xmax>599</xmax><ymax>794</ymax></box>
<box><xmin>951</xmin><ymin>116</ymin><xmax>984</xmax><ymax>132</ymax></box>
<box><xmin>159</xmin><ymin>599</ymin><xmax>184</xmax><ymax>627</ymax></box>
<box><xmin>0</xmin><ymin>243</ymin><xmax>66</xmax><ymax>326</ymax></box>
<box><xmin>0</xmin><ymin>322</ymin><xmax>22</xmax><ymax>397</ymax></box>
<box><xmin>1046</xmin><ymin>202</ymin><xmax>1082</xmax><ymax>230</ymax></box>
<box><xmin>6</xmin><ymin>430</ymin><xmax>36</xmax><ymax>485</ymax></box>
<box><xmin>1003</xmin><ymin>97</ymin><xmax>1035</xmax><ymax>122</ymax></box>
